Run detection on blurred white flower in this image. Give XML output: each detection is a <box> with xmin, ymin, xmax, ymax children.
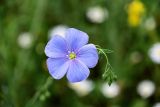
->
<box><xmin>18</xmin><ymin>32</ymin><xmax>33</xmax><ymax>49</ymax></box>
<box><xmin>148</xmin><ymin>43</ymin><xmax>160</xmax><ymax>64</ymax></box>
<box><xmin>144</xmin><ymin>17</ymin><xmax>156</xmax><ymax>31</ymax></box>
<box><xmin>68</xmin><ymin>80</ymin><xmax>94</xmax><ymax>96</ymax></box>
<box><xmin>48</xmin><ymin>25</ymin><xmax>68</xmax><ymax>39</ymax></box>
<box><xmin>101</xmin><ymin>82</ymin><xmax>120</xmax><ymax>98</ymax></box>
<box><xmin>86</xmin><ymin>6</ymin><xmax>108</xmax><ymax>23</ymax></box>
<box><xmin>153</xmin><ymin>102</ymin><xmax>160</xmax><ymax>107</ymax></box>
<box><xmin>137</xmin><ymin>80</ymin><xmax>155</xmax><ymax>99</ymax></box>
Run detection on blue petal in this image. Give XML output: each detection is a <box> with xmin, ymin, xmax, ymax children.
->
<box><xmin>47</xmin><ymin>58</ymin><xmax>69</xmax><ymax>79</ymax></box>
<box><xmin>65</xmin><ymin>28</ymin><xmax>89</xmax><ymax>51</ymax></box>
<box><xmin>67</xmin><ymin>60</ymin><xmax>90</xmax><ymax>83</ymax></box>
<box><xmin>45</xmin><ymin>35</ymin><xmax>68</xmax><ymax>58</ymax></box>
<box><xmin>77</xmin><ymin>44</ymin><xmax>98</xmax><ymax>68</ymax></box>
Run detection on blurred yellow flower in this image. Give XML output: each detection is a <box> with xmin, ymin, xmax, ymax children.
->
<box><xmin>127</xmin><ymin>0</ymin><xmax>145</xmax><ymax>27</ymax></box>
<box><xmin>128</xmin><ymin>14</ymin><xmax>140</xmax><ymax>27</ymax></box>
<box><xmin>127</xmin><ymin>0</ymin><xmax>145</xmax><ymax>14</ymax></box>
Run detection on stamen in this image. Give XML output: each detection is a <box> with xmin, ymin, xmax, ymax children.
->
<box><xmin>69</xmin><ymin>52</ymin><xmax>76</xmax><ymax>59</ymax></box>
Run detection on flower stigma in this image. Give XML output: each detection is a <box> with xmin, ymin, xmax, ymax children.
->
<box><xmin>69</xmin><ymin>52</ymin><xmax>76</xmax><ymax>60</ymax></box>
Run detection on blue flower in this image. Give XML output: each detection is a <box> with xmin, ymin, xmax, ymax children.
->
<box><xmin>45</xmin><ymin>28</ymin><xmax>98</xmax><ymax>83</ymax></box>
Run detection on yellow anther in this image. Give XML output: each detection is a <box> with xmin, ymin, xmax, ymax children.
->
<box><xmin>69</xmin><ymin>52</ymin><xmax>76</xmax><ymax>59</ymax></box>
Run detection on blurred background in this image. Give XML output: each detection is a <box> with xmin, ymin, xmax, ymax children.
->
<box><xmin>0</xmin><ymin>0</ymin><xmax>160</xmax><ymax>107</ymax></box>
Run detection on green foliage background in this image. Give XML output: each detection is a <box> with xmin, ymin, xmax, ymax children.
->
<box><xmin>0</xmin><ymin>0</ymin><xmax>160</xmax><ymax>107</ymax></box>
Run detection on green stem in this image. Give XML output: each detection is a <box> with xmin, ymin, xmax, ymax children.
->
<box><xmin>96</xmin><ymin>45</ymin><xmax>116</xmax><ymax>85</ymax></box>
<box><xmin>25</xmin><ymin>76</ymin><xmax>53</xmax><ymax>107</ymax></box>
<box><xmin>96</xmin><ymin>45</ymin><xmax>110</xmax><ymax>70</ymax></box>
<box><xmin>32</xmin><ymin>77</ymin><xmax>52</xmax><ymax>103</ymax></box>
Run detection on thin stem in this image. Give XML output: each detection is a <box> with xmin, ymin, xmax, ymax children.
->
<box><xmin>96</xmin><ymin>45</ymin><xmax>116</xmax><ymax>85</ymax></box>
<box><xmin>96</xmin><ymin>46</ymin><xmax>110</xmax><ymax>74</ymax></box>
<box><xmin>25</xmin><ymin>76</ymin><xmax>53</xmax><ymax>107</ymax></box>
<box><xmin>32</xmin><ymin>77</ymin><xmax>52</xmax><ymax>103</ymax></box>
<box><xmin>96</xmin><ymin>46</ymin><xmax>109</xmax><ymax>67</ymax></box>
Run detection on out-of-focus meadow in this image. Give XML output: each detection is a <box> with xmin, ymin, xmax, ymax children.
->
<box><xmin>0</xmin><ymin>0</ymin><xmax>160</xmax><ymax>107</ymax></box>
